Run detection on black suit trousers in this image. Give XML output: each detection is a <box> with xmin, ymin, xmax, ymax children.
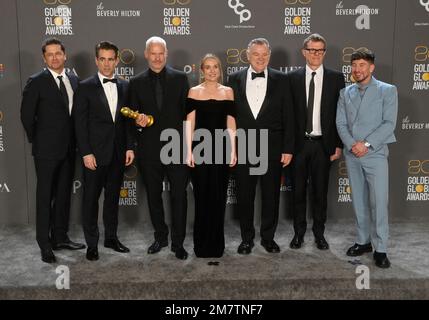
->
<box><xmin>34</xmin><ymin>151</ymin><xmax>74</xmax><ymax>249</ymax></box>
<box><xmin>291</xmin><ymin>140</ymin><xmax>331</xmax><ymax>238</ymax></box>
<box><xmin>235</xmin><ymin>161</ymin><xmax>282</xmax><ymax>242</ymax></box>
<box><xmin>139</xmin><ymin>162</ymin><xmax>189</xmax><ymax>247</ymax></box>
<box><xmin>82</xmin><ymin>151</ymin><xmax>124</xmax><ymax>248</ymax></box>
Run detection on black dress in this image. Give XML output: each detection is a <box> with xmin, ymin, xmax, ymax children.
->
<box><xmin>186</xmin><ymin>98</ymin><xmax>236</xmax><ymax>258</ymax></box>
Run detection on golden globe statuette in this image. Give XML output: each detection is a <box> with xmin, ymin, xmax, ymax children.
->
<box><xmin>120</xmin><ymin>107</ymin><xmax>154</xmax><ymax>127</ymax></box>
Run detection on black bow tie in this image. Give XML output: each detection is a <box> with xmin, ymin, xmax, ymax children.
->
<box><xmin>251</xmin><ymin>71</ymin><xmax>265</xmax><ymax>80</ymax></box>
<box><xmin>103</xmin><ymin>78</ymin><xmax>117</xmax><ymax>84</ymax></box>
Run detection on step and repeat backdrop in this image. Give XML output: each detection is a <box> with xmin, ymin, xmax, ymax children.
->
<box><xmin>0</xmin><ymin>0</ymin><xmax>428</xmax><ymax>226</ymax></box>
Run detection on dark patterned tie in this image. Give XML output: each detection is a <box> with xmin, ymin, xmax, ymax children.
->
<box><xmin>57</xmin><ymin>75</ymin><xmax>69</xmax><ymax>107</ymax></box>
<box><xmin>306</xmin><ymin>71</ymin><xmax>316</xmax><ymax>134</ymax></box>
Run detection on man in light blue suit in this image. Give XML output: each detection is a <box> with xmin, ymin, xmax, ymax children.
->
<box><xmin>336</xmin><ymin>50</ymin><xmax>398</xmax><ymax>269</ymax></box>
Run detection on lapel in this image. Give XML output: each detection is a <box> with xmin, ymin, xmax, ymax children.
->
<box><xmin>256</xmin><ymin>68</ymin><xmax>272</xmax><ymax>119</ymax></box>
<box><xmin>94</xmin><ymin>75</ymin><xmax>114</xmax><ymax>123</ymax></box>
<box><xmin>44</xmin><ymin>69</ymin><xmax>69</xmax><ymax>112</ymax></box>
<box><xmin>66</xmin><ymin>71</ymin><xmax>78</xmax><ymax>91</ymax></box>
<box><xmin>238</xmin><ymin>67</ymin><xmax>255</xmax><ymax>120</ymax></box>
<box><xmin>114</xmin><ymin>78</ymin><xmax>124</xmax><ymax>123</ymax></box>
<box><xmin>347</xmin><ymin>84</ymin><xmax>363</xmax><ymax>124</ymax></box>
<box><xmin>141</xmin><ymin>69</ymin><xmax>159</xmax><ymax>116</ymax></box>
<box><xmin>320</xmin><ymin>67</ymin><xmax>329</xmax><ymax>119</ymax></box>
<box><xmin>298</xmin><ymin>67</ymin><xmax>307</xmax><ymax>113</ymax></box>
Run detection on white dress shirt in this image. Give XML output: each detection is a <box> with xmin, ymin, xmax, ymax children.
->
<box><xmin>246</xmin><ymin>66</ymin><xmax>267</xmax><ymax>119</ymax></box>
<box><xmin>98</xmin><ymin>72</ymin><xmax>118</xmax><ymax>122</ymax></box>
<box><xmin>305</xmin><ymin>64</ymin><xmax>324</xmax><ymax>136</ymax></box>
<box><xmin>48</xmin><ymin>68</ymin><xmax>74</xmax><ymax>115</ymax></box>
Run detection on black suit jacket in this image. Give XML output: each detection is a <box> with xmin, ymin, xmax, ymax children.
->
<box><xmin>21</xmin><ymin>69</ymin><xmax>79</xmax><ymax>160</ymax></box>
<box><xmin>128</xmin><ymin>66</ymin><xmax>190</xmax><ymax>164</ymax></box>
<box><xmin>72</xmin><ymin>74</ymin><xmax>135</xmax><ymax>166</ymax></box>
<box><xmin>228</xmin><ymin>67</ymin><xmax>294</xmax><ymax>161</ymax></box>
<box><xmin>285</xmin><ymin>67</ymin><xmax>345</xmax><ymax>156</ymax></box>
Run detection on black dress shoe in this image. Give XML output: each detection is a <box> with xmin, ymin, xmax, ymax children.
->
<box><xmin>346</xmin><ymin>243</ymin><xmax>373</xmax><ymax>256</ymax></box>
<box><xmin>41</xmin><ymin>248</ymin><xmax>56</xmax><ymax>264</ymax></box>
<box><xmin>373</xmin><ymin>251</ymin><xmax>391</xmax><ymax>268</ymax></box>
<box><xmin>171</xmin><ymin>246</ymin><xmax>188</xmax><ymax>260</ymax></box>
<box><xmin>104</xmin><ymin>239</ymin><xmax>130</xmax><ymax>253</ymax></box>
<box><xmin>237</xmin><ymin>241</ymin><xmax>254</xmax><ymax>254</ymax></box>
<box><xmin>315</xmin><ymin>236</ymin><xmax>329</xmax><ymax>250</ymax></box>
<box><xmin>147</xmin><ymin>240</ymin><xmax>168</xmax><ymax>254</ymax></box>
<box><xmin>86</xmin><ymin>247</ymin><xmax>99</xmax><ymax>261</ymax></box>
<box><xmin>52</xmin><ymin>239</ymin><xmax>86</xmax><ymax>251</ymax></box>
<box><xmin>261</xmin><ymin>239</ymin><xmax>280</xmax><ymax>253</ymax></box>
<box><xmin>289</xmin><ymin>235</ymin><xmax>304</xmax><ymax>249</ymax></box>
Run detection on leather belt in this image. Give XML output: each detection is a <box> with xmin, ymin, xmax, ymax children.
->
<box><xmin>304</xmin><ymin>135</ymin><xmax>322</xmax><ymax>141</ymax></box>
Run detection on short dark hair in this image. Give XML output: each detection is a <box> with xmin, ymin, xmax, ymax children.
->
<box><xmin>42</xmin><ymin>37</ymin><xmax>65</xmax><ymax>54</ymax></box>
<box><xmin>303</xmin><ymin>33</ymin><xmax>327</xmax><ymax>49</ymax></box>
<box><xmin>95</xmin><ymin>41</ymin><xmax>119</xmax><ymax>59</ymax></box>
<box><xmin>351</xmin><ymin>50</ymin><xmax>375</xmax><ymax>64</ymax></box>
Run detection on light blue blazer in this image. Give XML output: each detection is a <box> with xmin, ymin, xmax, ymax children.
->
<box><xmin>336</xmin><ymin>76</ymin><xmax>398</xmax><ymax>152</ymax></box>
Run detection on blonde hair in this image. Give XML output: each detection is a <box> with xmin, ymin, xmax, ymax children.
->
<box><xmin>199</xmin><ymin>53</ymin><xmax>223</xmax><ymax>84</ymax></box>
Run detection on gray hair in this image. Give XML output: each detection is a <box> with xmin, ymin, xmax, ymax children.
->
<box><xmin>145</xmin><ymin>36</ymin><xmax>167</xmax><ymax>51</ymax></box>
<box><xmin>247</xmin><ymin>38</ymin><xmax>271</xmax><ymax>52</ymax></box>
<box><xmin>303</xmin><ymin>33</ymin><xmax>327</xmax><ymax>49</ymax></box>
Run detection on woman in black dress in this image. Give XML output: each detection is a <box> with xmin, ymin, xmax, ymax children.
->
<box><xmin>185</xmin><ymin>54</ymin><xmax>236</xmax><ymax>258</ymax></box>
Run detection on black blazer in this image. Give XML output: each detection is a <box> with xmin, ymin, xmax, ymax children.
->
<box><xmin>128</xmin><ymin>66</ymin><xmax>190</xmax><ymax>163</ymax></box>
<box><xmin>285</xmin><ymin>67</ymin><xmax>345</xmax><ymax>156</ymax></box>
<box><xmin>72</xmin><ymin>74</ymin><xmax>135</xmax><ymax>166</ymax></box>
<box><xmin>21</xmin><ymin>69</ymin><xmax>79</xmax><ymax>160</ymax></box>
<box><xmin>227</xmin><ymin>67</ymin><xmax>294</xmax><ymax>161</ymax></box>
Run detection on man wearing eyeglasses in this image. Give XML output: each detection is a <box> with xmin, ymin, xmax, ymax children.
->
<box><xmin>285</xmin><ymin>33</ymin><xmax>345</xmax><ymax>251</ymax></box>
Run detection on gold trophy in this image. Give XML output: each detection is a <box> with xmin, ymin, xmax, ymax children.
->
<box><xmin>120</xmin><ymin>107</ymin><xmax>154</xmax><ymax>127</ymax></box>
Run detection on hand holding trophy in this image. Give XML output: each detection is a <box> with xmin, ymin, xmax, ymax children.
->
<box><xmin>120</xmin><ymin>107</ymin><xmax>154</xmax><ymax>127</ymax></box>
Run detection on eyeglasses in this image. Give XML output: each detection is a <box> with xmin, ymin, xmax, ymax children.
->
<box><xmin>304</xmin><ymin>48</ymin><xmax>326</xmax><ymax>54</ymax></box>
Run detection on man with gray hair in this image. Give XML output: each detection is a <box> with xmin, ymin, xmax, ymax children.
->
<box><xmin>228</xmin><ymin>38</ymin><xmax>294</xmax><ymax>254</ymax></box>
<box><xmin>129</xmin><ymin>36</ymin><xmax>190</xmax><ymax>260</ymax></box>
<box><xmin>285</xmin><ymin>33</ymin><xmax>345</xmax><ymax>251</ymax></box>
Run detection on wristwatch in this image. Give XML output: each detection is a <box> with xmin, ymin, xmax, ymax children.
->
<box><xmin>364</xmin><ymin>141</ymin><xmax>371</xmax><ymax>148</ymax></box>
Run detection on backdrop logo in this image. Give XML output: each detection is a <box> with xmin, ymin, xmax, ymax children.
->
<box><xmin>0</xmin><ymin>111</ymin><xmax>4</xmax><ymax>152</ymax></box>
<box><xmin>226</xmin><ymin>176</ymin><xmax>237</xmax><ymax>204</ymax></box>
<box><xmin>115</xmin><ymin>49</ymin><xmax>135</xmax><ymax>80</ymax></box>
<box><xmin>284</xmin><ymin>0</ymin><xmax>311</xmax><ymax>35</ymax></box>
<box><xmin>0</xmin><ymin>183</ymin><xmax>11</xmax><ymax>193</ymax></box>
<box><xmin>228</xmin><ymin>0</ymin><xmax>251</xmax><ymax>23</ymax></box>
<box><xmin>335</xmin><ymin>2</ymin><xmax>379</xmax><ymax>30</ymax></box>
<box><xmin>183</xmin><ymin>64</ymin><xmax>198</xmax><ymax>84</ymax></box>
<box><xmin>163</xmin><ymin>0</ymin><xmax>191</xmax><ymax>35</ymax></box>
<box><xmin>225</xmin><ymin>48</ymin><xmax>248</xmax><ymax>76</ymax></box>
<box><xmin>121</xmin><ymin>165</ymin><xmax>139</xmax><ymax>206</ymax></box>
<box><xmin>341</xmin><ymin>46</ymin><xmax>370</xmax><ymax>86</ymax></box>
<box><xmin>280</xmin><ymin>174</ymin><xmax>292</xmax><ymax>192</ymax></box>
<box><xmin>0</xmin><ymin>125</ymin><xmax>3</xmax><ymax>153</ymax></box>
<box><xmin>402</xmin><ymin>116</ymin><xmax>429</xmax><ymax>130</ymax></box>
<box><xmin>420</xmin><ymin>0</ymin><xmax>429</xmax><ymax>12</ymax></box>
<box><xmin>0</xmin><ymin>64</ymin><xmax>4</xmax><ymax>79</ymax></box>
<box><xmin>407</xmin><ymin>160</ymin><xmax>429</xmax><ymax>201</ymax></box>
<box><xmin>337</xmin><ymin>161</ymin><xmax>352</xmax><ymax>202</ymax></box>
<box><xmin>413</xmin><ymin>45</ymin><xmax>429</xmax><ymax>90</ymax></box>
<box><xmin>96</xmin><ymin>2</ymin><xmax>141</xmax><ymax>17</ymax></box>
<box><xmin>44</xmin><ymin>0</ymin><xmax>73</xmax><ymax>35</ymax></box>
<box><xmin>279</xmin><ymin>66</ymin><xmax>302</xmax><ymax>74</ymax></box>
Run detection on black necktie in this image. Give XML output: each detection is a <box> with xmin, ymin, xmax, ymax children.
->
<box><xmin>306</xmin><ymin>71</ymin><xmax>316</xmax><ymax>134</ymax></box>
<box><xmin>155</xmin><ymin>74</ymin><xmax>163</xmax><ymax>110</ymax></box>
<box><xmin>251</xmin><ymin>71</ymin><xmax>265</xmax><ymax>80</ymax></box>
<box><xmin>57</xmin><ymin>75</ymin><xmax>69</xmax><ymax>108</ymax></box>
<box><xmin>103</xmin><ymin>78</ymin><xmax>117</xmax><ymax>84</ymax></box>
